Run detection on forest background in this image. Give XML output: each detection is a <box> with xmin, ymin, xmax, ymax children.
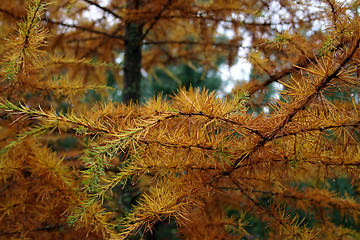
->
<box><xmin>1</xmin><ymin>0</ymin><xmax>360</xmax><ymax>239</ymax></box>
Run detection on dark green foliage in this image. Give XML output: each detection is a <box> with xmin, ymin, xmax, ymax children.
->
<box><xmin>142</xmin><ymin>62</ymin><xmax>222</xmax><ymax>101</ymax></box>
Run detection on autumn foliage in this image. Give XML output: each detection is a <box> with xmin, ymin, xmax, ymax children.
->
<box><xmin>1</xmin><ymin>0</ymin><xmax>360</xmax><ymax>239</ymax></box>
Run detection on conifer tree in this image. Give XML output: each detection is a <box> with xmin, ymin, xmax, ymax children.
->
<box><xmin>1</xmin><ymin>0</ymin><xmax>360</xmax><ymax>239</ymax></box>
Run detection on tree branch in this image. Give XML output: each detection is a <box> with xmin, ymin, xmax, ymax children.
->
<box><xmin>82</xmin><ymin>0</ymin><xmax>123</xmax><ymax>20</ymax></box>
<box><xmin>208</xmin><ymin>35</ymin><xmax>360</xmax><ymax>187</ymax></box>
<box><xmin>0</xmin><ymin>7</ymin><xmax>125</xmax><ymax>40</ymax></box>
<box><xmin>42</xmin><ymin>17</ymin><xmax>125</xmax><ymax>40</ymax></box>
<box><xmin>141</xmin><ymin>0</ymin><xmax>172</xmax><ymax>40</ymax></box>
<box><xmin>0</xmin><ymin>224</ymin><xmax>63</xmax><ymax>236</ymax></box>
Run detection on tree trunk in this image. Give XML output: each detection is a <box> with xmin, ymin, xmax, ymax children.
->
<box><xmin>123</xmin><ymin>1</ymin><xmax>143</xmax><ymax>104</ymax></box>
<box><xmin>124</xmin><ymin>3</ymin><xmax>160</xmax><ymax>239</ymax></box>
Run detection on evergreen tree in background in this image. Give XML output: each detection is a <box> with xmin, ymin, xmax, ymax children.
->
<box><xmin>142</xmin><ymin>61</ymin><xmax>223</xmax><ymax>100</ymax></box>
<box><xmin>1</xmin><ymin>0</ymin><xmax>360</xmax><ymax>239</ymax></box>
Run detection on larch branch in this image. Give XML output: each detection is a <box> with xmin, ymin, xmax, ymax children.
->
<box><xmin>0</xmin><ymin>7</ymin><xmax>125</xmax><ymax>40</ymax></box>
<box><xmin>82</xmin><ymin>0</ymin><xmax>123</xmax><ymax>20</ymax></box>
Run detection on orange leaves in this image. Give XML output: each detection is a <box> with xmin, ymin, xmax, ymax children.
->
<box><xmin>119</xmin><ymin>183</ymin><xmax>201</xmax><ymax>238</ymax></box>
<box><xmin>1</xmin><ymin>68</ymin><xmax>360</xmax><ymax>238</ymax></box>
<box><xmin>2</xmin><ymin>0</ymin><xmax>360</xmax><ymax>239</ymax></box>
<box><xmin>67</xmin><ymin>201</ymin><xmax>116</xmax><ymax>239</ymax></box>
<box><xmin>172</xmin><ymin>87</ymin><xmax>224</xmax><ymax>115</ymax></box>
<box><xmin>269</xmin><ymin>187</ymin><xmax>360</xmax><ymax>225</ymax></box>
<box><xmin>0</xmin><ymin>139</ymin><xmax>111</xmax><ymax>239</ymax></box>
<box><xmin>0</xmin><ymin>0</ymin><xmax>113</xmax><ymax>102</ymax></box>
<box><xmin>1</xmin><ymin>0</ymin><xmax>49</xmax><ymax>86</ymax></box>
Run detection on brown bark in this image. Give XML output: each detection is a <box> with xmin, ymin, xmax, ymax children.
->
<box><xmin>123</xmin><ymin>0</ymin><xmax>143</xmax><ymax>104</ymax></box>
